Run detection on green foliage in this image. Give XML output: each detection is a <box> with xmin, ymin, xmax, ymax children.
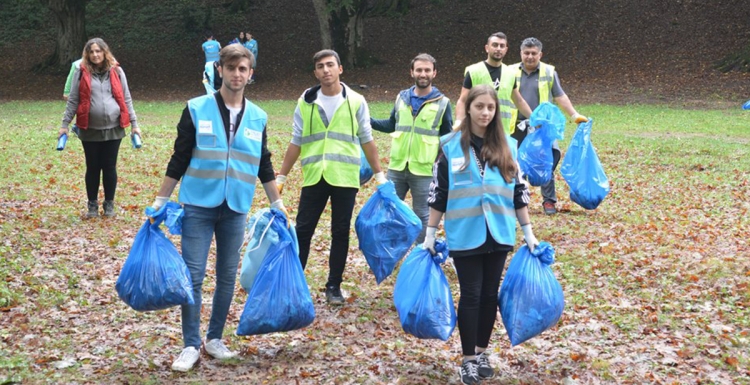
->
<box><xmin>0</xmin><ymin>0</ymin><xmax>55</xmax><ymax>46</ymax></box>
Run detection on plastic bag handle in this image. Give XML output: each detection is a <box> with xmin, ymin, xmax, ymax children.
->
<box><xmin>242</xmin><ymin>214</ymin><xmax>276</xmax><ymax>255</ymax></box>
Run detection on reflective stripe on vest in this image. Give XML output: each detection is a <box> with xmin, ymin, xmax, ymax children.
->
<box><xmin>389</xmin><ymin>94</ymin><xmax>449</xmax><ymax>176</ymax></box>
<box><xmin>298</xmin><ymin>90</ymin><xmax>364</xmax><ymax>188</ymax></box>
<box><xmin>440</xmin><ymin>131</ymin><xmax>518</xmax><ymax>251</ymax></box>
<box><xmin>510</xmin><ymin>62</ymin><xmax>555</xmax><ymax>130</ymax></box>
<box><xmin>179</xmin><ymin>94</ymin><xmax>266</xmax><ymax>214</ymax></box>
<box><xmin>465</xmin><ymin>62</ymin><xmax>517</xmax><ymax>135</ymax></box>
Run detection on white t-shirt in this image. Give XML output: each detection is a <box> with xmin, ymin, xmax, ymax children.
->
<box><xmin>227</xmin><ymin>106</ymin><xmax>241</xmax><ymax>144</ymax></box>
<box><xmin>316</xmin><ymin>89</ymin><xmax>345</xmax><ymax>125</ymax></box>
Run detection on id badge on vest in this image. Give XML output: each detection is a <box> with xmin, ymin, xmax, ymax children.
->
<box><xmin>197</xmin><ymin>120</ymin><xmax>217</xmax><ymax>147</ymax></box>
<box><xmin>451</xmin><ymin>157</ymin><xmax>473</xmax><ymax>186</ymax></box>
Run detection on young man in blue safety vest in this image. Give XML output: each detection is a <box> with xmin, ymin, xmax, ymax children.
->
<box><xmin>370</xmin><ymin>53</ymin><xmax>453</xmax><ymax>243</ymax></box>
<box><xmin>149</xmin><ymin>44</ymin><xmax>287</xmax><ymax>372</ymax></box>
<box><xmin>202</xmin><ymin>33</ymin><xmax>220</xmax><ymax>63</ymax></box>
<box><xmin>276</xmin><ymin>49</ymin><xmax>388</xmax><ymax>305</ymax></box>
<box><xmin>510</xmin><ymin>37</ymin><xmax>589</xmax><ymax>215</ymax></box>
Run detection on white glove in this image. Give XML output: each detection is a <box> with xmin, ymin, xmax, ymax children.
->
<box><xmin>423</xmin><ymin>226</ymin><xmax>437</xmax><ymax>255</ymax></box>
<box><xmin>373</xmin><ymin>171</ymin><xmax>388</xmax><ymax>185</ymax></box>
<box><xmin>151</xmin><ymin>196</ymin><xmax>169</xmax><ymax>211</ymax></box>
<box><xmin>516</xmin><ymin>119</ymin><xmax>530</xmax><ymax>132</ymax></box>
<box><xmin>276</xmin><ymin>174</ymin><xmax>287</xmax><ymax>194</ymax></box>
<box><xmin>521</xmin><ymin>224</ymin><xmax>538</xmax><ymax>253</ymax></box>
<box><xmin>270</xmin><ymin>199</ymin><xmax>290</xmax><ymax>227</ymax></box>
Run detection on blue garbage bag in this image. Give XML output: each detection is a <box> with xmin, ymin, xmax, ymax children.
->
<box><xmin>519</xmin><ymin>103</ymin><xmax>566</xmax><ymax>186</ymax></box>
<box><xmin>393</xmin><ymin>240</ymin><xmax>456</xmax><ymax>340</ymax></box>
<box><xmin>355</xmin><ymin>181</ymin><xmax>422</xmax><ymax>284</ymax></box>
<box><xmin>360</xmin><ymin>148</ymin><xmax>373</xmax><ymax>185</ymax></box>
<box><xmin>236</xmin><ymin>210</ymin><xmax>314</xmax><ymax>335</ymax></box>
<box><xmin>499</xmin><ymin>242</ymin><xmax>564</xmax><ymax>346</ymax></box>
<box><xmin>743</xmin><ymin>99</ymin><xmax>750</xmax><ymax>110</ymax></box>
<box><xmin>561</xmin><ymin>119</ymin><xmax>610</xmax><ymax>210</ymax></box>
<box><xmin>116</xmin><ymin>203</ymin><xmax>193</xmax><ymax>311</ymax></box>
<box><xmin>240</xmin><ymin>208</ymin><xmax>299</xmax><ymax>292</ymax></box>
<box><xmin>145</xmin><ymin>202</ymin><xmax>184</xmax><ymax>235</ymax></box>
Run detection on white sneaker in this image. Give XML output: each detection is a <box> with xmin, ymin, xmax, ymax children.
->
<box><xmin>203</xmin><ymin>338</ymin><xmax>237</xmax><ymax>360</ymax></box>
<box><xmin>171</xmin><ymin>346</ymin><xmax>200</xmax><ymax>372</ymax></box>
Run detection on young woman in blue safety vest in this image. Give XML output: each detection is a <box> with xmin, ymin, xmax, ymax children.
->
<box><xmin>424</xmin><ymin>84</ymin><xmax>539</xmax><ymax>385</ymax></box>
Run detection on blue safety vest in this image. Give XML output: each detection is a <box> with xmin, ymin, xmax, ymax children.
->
<box><xmin>441</xmin><ymin>132</ymin><xmax>518</xmax><ymax>250</ymax></box>
<box><xmin>203</xmin><ymin>62</ymin><xmax>217</xmax><ymax>94</ymax></box>
<box><xmin>179</xmin><ymin>94</ymin><xmax>266</xmax><ymax>214</ymax></box>
<box><xmin>203</xmin><ymin>40</ymin><xmax>220</xmax><ymax>63</ymax></box>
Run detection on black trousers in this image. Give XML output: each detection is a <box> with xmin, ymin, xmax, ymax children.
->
<box><xmin>295</xmin><ymin>178</ymin><xmax>358</xmax><ymax>288</ymax></box>
<box><xmin>81</xmin><ymin>139</ymin><xmax>122</xmax><ymax>202</ymax></box>
<box><xmin>452</xmin><ymin>250</ymin><xmax>509</xmax><ymax>356</ymax></box>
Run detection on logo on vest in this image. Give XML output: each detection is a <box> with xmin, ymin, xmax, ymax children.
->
<box><xmin>244</xmin><ymin>127</ymin><xmax>262</xmax><ymax>142</ymax></box>
<box><xmin>198</xmin><ymin>120</ymin><xmax>213</xmax><ymax>134</ymax></box>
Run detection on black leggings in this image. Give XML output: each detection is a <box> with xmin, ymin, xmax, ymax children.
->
<box><xmin>452</xmin><ymin>250</ymin><xmax>509</xmax><ymax>356</ymax></box>
<box><xmin>81</xmin><ymin>139</ymin><xmax>122</xmax><ymax>202</ymax></box>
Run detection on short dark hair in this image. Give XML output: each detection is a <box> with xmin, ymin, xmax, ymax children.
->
<box><xmin>520</xmin><ymin>37</ymin><xmax>543</xmax><ymax>52</ymax></box>
<box><xmin>313</xmin><ymin>49</ymin><xmax>341</xmax><ymax>66</ymax></box>
<box><xmin>219</xmin><ymin>43</ymin><xmax>254</xmax><ymax>68</ymax></box>
<box><xmin>410</xmin><ymin>53</ymin><xmax>437</xmax><ymax>70</ymax></box>
<box><xmin>487</xmin><ymin>32</ymin><xmax>508</xmax><ymax>44</ymax></box>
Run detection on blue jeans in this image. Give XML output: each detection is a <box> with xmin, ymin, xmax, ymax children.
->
<box><xmin>387</xmin><ymin>168</ymin><xmax>431</xmax><ymax>243</ymax></box>
<box><xmin>180</xmin><ymin>202</ymin><xmax>246</xmax><ymax>348</ymax></box>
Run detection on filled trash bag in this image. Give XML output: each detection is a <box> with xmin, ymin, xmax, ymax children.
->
<box><xmin>743</xmin><ymin>99</ymin><xmax>750</xmax><ymax>110</ymax></box>
<box><xmin>519</xmin><ymin>102</ymin><xmax>566</xmax><ymax>186</ymax></box>
<box><xmin>236</xmin><ymin>210</ymin><xmax>314</xmax><ymax>335</ymax></box>
<box><xmin>393</xmin><ymin>240</ymin><xmax>456</xmax><ymax>341</ymax></box>
<box><xmin>499</xmin><ymin>242</ymin><xmax>564</xmax><ymax>346</ymax></box>
<box><xmin>355</xmin><ymin>181</ymin><xmax>422</xmax><ymax>284</ymax></box>
<box><xmin>561</xmin><ymin>119</ymin><xmax>610</xmax><ymax>210</ymax></box>
<box><xmin>116</xmin><ymin>202</ymin><xmax>193</xmax><ymax>311</ymax></box>
<box><xmin>360</xmin><ymin>148</ymin><xmax>373</xmax><ymax>185</ymax></box>
<box><xmin>240</xmin><ymin>208</ymin><xmax>299</xmax><ymax>292</ymax></box>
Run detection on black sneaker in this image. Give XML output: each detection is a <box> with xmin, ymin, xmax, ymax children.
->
<box><xmin>476</xmin><ymin>351</ymin><xmax>495</xmax><ymax>379</ymax></box>
<box><xmin>325</xmin><ymin>285</ymin><xmax>345</xmax><ymax>305</ymax></box>
<box><xmin>458</xmin><ymin>359</ymin><xmax>481</xmax><ymax>385</ymax></box>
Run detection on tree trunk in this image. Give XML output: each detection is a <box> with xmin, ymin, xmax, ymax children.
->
<box><xmin>329</xmin><ymin>2</ymin><xmax>366</xmax><ymax>67</ymax></box>
<box><xmin>311</xmin><ymin>0</ymin><xmax>332</xmax><ymax>49</ymax></box>
<box><xmin>36</xmin><ymin>0</ymin><xmax>87</xmax><ymax>71</ymax></box>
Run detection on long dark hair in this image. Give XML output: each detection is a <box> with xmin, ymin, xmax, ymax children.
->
<box><xmin>456</xmin><ymin>84</ymin><xmax>517</xmax><ymax>183</ymax></box>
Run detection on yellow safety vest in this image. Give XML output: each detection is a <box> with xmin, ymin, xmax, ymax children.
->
<box><xmin>298</xmin><ymin>90</ymin><xmax>364</xmax><ymax>188</ymax></box>
<box><xmin>510</xmin><ymin>62</ymin><xmax>555</xmax><ymax>129</ymax></box>
<box><xmin>464</xmin><ymin>61</ymin><xmax>517</xmax><ymax>135</ymax></box>
<box><xmin>389</xmin><ymin>94</ymin><xmax>450</xmax><ymax>176</ymax></box>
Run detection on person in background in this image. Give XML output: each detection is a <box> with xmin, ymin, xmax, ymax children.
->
<box><xmin>59</xmin><ymin>38</ymin><xmax>141</xmax><ymax>218</ymax></box>
<box><xmin>276</xmin><ymin>49</ymin><xmax>387</xmax><ymax>305</ymax></box>
<box><xmin>149</xmin><ymin>44</ymin><xmax>287</xmax><ymax>372</ymax></box>
<box><xmin>202</xmin><ymin>33</ymin><xmax>221</xmax><ymax>63</ymax></box>
<box><xmin>228</xmin><ymin>31</ymin><xmax>243</xmax><ymax>46</ymax></box>
<box><xmin>202</xmin><ymin>60</ymin><xmax>222</xmax><ymax>94</ymax></box>
<box><xmin>425</xmin><ymin>85</ymin><xmax>538</xmax><ymax>385</ymax></box>
<box><xmin>63</xmin><ymin>58</ymin><xmax>82</xmax><ymax>100</ymax></box>
<box><xmin>243</xmin><ymin>32</ymin><xmax>258</xmax><ymax>83</ymax></box>
<box><xmin>370</xmin><ymin>53</ymin><xmax>453</xmax><ymax>243</ymax></box>
<box><xmin>510</xmin><ymin>37</ymin><xmax>589</xmax><ymax>215</ymax></box>
<box><xmin>63</xmin><ymin>57</ymin><xmax>83</xmax><ymax>137</ymax></box>
<box><xmin>455</xmin><ymin>32</ymin><xmax>532</xmax><ymax>135</ymax></box>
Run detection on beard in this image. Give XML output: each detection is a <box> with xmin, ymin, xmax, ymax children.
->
<box><xmin>414</xmin><ymin>78</ymin><xmax>432</xmax><ymax>89</ymax></box>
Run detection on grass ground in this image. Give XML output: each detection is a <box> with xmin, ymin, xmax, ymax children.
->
<box><xmin>0</xmin><ymin>100</ymin><xmax>749</xmax><ymax>384</ymax></box>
